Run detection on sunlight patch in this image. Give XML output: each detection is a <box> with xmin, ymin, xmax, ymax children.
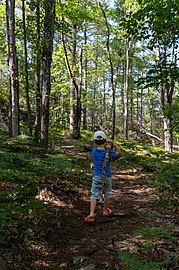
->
<box><xmin>31</xmin><ymin>260</ymin><xmax>49</xmax><ymax>267</ymax></box>
<box><xmin>35</xmin><ymin>188</ymin><xmax>74</xmax><ymax>208</ymax></box>
<box><xmin>0</xmin><ymin>181</ymin><xmax>17</xmax><ymax>189</ymax></box>
<box><xmin>128</xmin><ymin>187</ymin><xmax>154</xmax><ymax>195</ymax></box>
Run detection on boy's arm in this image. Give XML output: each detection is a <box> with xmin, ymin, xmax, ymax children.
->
<box><xmin>113</xmin><ymin>144</ymin><xmax>120</xmax><ymax>157</ymax></box>
<box><xmin>107</xmin><ymin>140</ymin><xmax>120</xmax><ymax>157</ymax></box>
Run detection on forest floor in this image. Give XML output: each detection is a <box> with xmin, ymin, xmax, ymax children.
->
<box><xmin>1</xmin><ymin>138</ymin><xmax>179</xmax><ymax>270</ymax></box>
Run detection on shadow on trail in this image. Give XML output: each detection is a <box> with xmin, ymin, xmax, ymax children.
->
<box><xmin>1</xmin><ymin>139</ymin><xmax>178</xmax><ymax>270</ymax></box>
<box><xmin>24</xmin><ymin>161</ymin><xmax>157</xmax><ymax>270</ymax></box>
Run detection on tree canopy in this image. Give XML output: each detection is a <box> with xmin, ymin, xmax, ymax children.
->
<box><xmin>0</xmin><ymin>0</ymin><xmax>178</xmax><ymax>151</ymax></box>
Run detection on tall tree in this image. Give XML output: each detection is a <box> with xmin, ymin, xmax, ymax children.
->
<box><xmin>99</xmin><ymin>2</ymin><xmax>116</xmax><ymax>139</ymax></box>
<box><xmin>82</xmin><ymin>22</ymin><xmax>88</xmax><ymax>130</ymax></box>
<box><xmin>22</xmin><ymin>0</ymin><xmax>32</xmax><ymax>136</ymax></box>
<box><xmin>123</xmin><ymin>37</ymin><xmax>130</xmax><ymax>139</ymax></box>
<box><xmin>70</xmin><ymin>24</ymin><xmax>79</xmax><ymax>137</ymax></box>
<box><xmin>120</xmin><ymin>0</ymin><xmax>179</xmax><ymax>150</ymax></box>
<box><xmin>6</xmin><ymin>0</ymin><xmax>19</xmax><ymax>137</ymax></box>
<box><xmin>40</xmin><ymin>0</ymin><xmax>56</xmax><ymax>150</ymax></box>
<box><xmin>140</xmin><ymin>0</ymin><xmax>178</xmax><ymax>151</ymax></box>
<box><xmin>34</xmin><ymin>0</ymin><xmax>41</xmax><ymax>142</ymax></box>
<box><xmin>61</xmin><ymin>22</ymin><xmax>81</xmax><ymax>137</ymax></box>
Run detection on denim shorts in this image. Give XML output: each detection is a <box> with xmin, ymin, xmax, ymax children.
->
<box><xmin>91</xmin><ymin>176</ymin><xmax>112</xmax><ymax>200</ymax></box>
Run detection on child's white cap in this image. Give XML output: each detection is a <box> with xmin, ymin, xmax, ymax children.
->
<box><xmin>93</xmin><ymin>130</ymin><xmax>107</xmax><ymax>141</ymax></box>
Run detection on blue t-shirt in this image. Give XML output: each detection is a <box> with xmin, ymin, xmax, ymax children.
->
<box><xmin>92</xmin><ymin>147</ymin><xmax>116</xmax><ymax>177</ymax></box>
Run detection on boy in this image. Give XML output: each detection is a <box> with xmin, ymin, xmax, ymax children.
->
<box><xmin>85</xmin><ymin>130</ymin><xmax>120</xmax><ymax>223</ymax></box>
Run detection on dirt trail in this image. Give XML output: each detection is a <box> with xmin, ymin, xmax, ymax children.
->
<box><xmin>65</xmin><ymin>165</ymin><xmax>156</xmax><ymax>269</ymax></box>
<box><xmin>26</xmin><ymin>144</ymin><xmax>178</xmax><ymax>270</ymax></box>
<box><xmin>30</xmin><ymin>162</ymin><xmax>160</xmax><ymax>269</ymax></box>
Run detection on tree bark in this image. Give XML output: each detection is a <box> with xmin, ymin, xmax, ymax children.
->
<box><xmin>22</xmin><ymin>0</ymin><xmax>32</xmax><ymax>136</ymax></box>
<box><xmin>34</xmin><ymin>0</ymin><xmax>41</xmax><ymax>142</ymax></box>
<box><xmin>99</xmin><ymin>2</ymin><xmax>116</xmax><ymax>139</ymax></box>
<box><xmin>40</xmin><ymin>0</ymin><xmax>55</xmax><ymax>150</ymax></box>
<box><xmin>123</xmin><ymin>38</ymin><xmax>129</xmax><ymax>140</ymax></box>
<box><xmin>82</xmin><ymin>23</ymin><xmax>87</xmax><ymax>130</ymax></box>
<box><xmin>156</xmin><ymin>39</ymin><xmax>176</xmax><ymax>152</ymax></box>
<box><xmin>74</xmin><ymin>45</ymin><xmax>82</xmax><ymax>137</ymax></box>
<box><xmin>163</xmin><ymin>117</ymin><xmax>172</xmax><ymax>152</ymax></box>
<box><xmin>62</xmin><ymin>22</ymin><xmax>81</xmax><ymax>138</ymax></box>
<box><xmin>6</xmin><ymin>0</ymin><xmax>19</xmax><ymax>137</ymax></box>
<box><xmin>147</xmin><ymin>88</ymin><xmax>153</xmax><ymax>134</ymax></box>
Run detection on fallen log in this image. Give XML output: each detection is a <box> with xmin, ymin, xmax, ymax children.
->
<box><xmin>132</xmin><ymin>123</ymin><xmax>164</xmax><ymax>143</ymax></box>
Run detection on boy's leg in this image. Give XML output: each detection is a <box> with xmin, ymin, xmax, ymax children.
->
<box><xmin>85</xmin><ymin>176</ymin><xmax>102</xmax><ymax>222</ymax></box>
<box><xmin>103</xmin><ymin>198</ymin><xmax>110</xmax><ymax>212</ymax></box>
<box><xmin>84</xmin><ymin>198</ymin><xmax>96</xmax><ymax>222</ymax></box>
<box><xmin>103</xmin><ymin>198</ymin><xmax>112</xmax><ymax>216</ymax></box>
<box><xmin>89</xmin><ymin>198</ymin><xmax>96</xmax><ymax>217</ymax></box>
<box><xmin>89</xmin><ymin>176</ymin><xmax>102</xmax><ymax>215</ymax></box>
<box><xmin>103</xmin><ymin>177</ymin><xmax>112</xmax><ymax>215</ymax></box>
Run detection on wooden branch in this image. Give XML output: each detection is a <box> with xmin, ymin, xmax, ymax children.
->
<box><xmin>132</xmin><ymin>122</ymin><xmax>164</xmax><ymax>143</ymax></box>
<box><xmin>144</xmin><ymin>130</ymin><xmax>164</xmax><ymax>143</ymax></box>
<box><xmin>61</xmin><ymin>18</ymin><xmax>78</xmax><ymax>93</ymax></box>
<box><xmin>131</xmin><ymin>123</ymin><xmax>179</xmax><ymax>150</ymax></box>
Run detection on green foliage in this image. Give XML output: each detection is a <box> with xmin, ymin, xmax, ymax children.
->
<box><xmin>0</xmin><ymin>134</ymin><xmax>88</xmax><ymax>246</ymax></box>
<box><xmin>116</xmin><ymin>139</ymin><xmax>179</xmax><ymax>196</ymax></box>
<box><xmin>153</xmin><ymin>162</ymin><xmax>179</xmax><ymax>196</ymax></box>
<box><xmin>0</xmin><ymin>87</ymin><xmax>8</xmax><ymax>109</ymax></box>
<box><xmin>81</xmin><ymin>129</ymin><xmax>94</xmax><ymax>143</ymax></box>
<box><xmin>57</xmin><ymin>0</ymin><xmax>93</xmax><ymax>26</ymax></box>
<box><xmin>117</xmin><ymin>250</ymin><xmax>164</xmax><ymax>270</ymax></box>
<box><xmin>134</xmin><ymin>226</ymin><xmax>174</xmax><ymax>240</ymax></box>
<box><xmin>118</xmin><ymin>224</ymin><xmax>176</xmax><ymax>270</ymax></box>
<box><xmin>172</xmin><ymin>95</ymin><xmax>179</xmax><ymax>134</ymax></box>
<box><xmin>5</xmin><ymin>135</ymin><xmax>38</xmax><ymax>146</ymax></box>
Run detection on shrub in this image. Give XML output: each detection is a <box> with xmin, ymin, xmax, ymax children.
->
<box><xmin>153</xmin><ymin>162</ymin><xmax>179</xmax><ymax>197</ymax></box>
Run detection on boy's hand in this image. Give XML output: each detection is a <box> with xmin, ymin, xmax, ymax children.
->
<box><xmin>108</xmin><ymin>139</ymin><xmax>114</xmax><ymax>147</ymax></box>
<box><xmin>106</xmin><ymin>139</ymin><xmax>114</xmax><ymax>149</ymax></box>
<box><xmin>106</xmin><ymin>144</ymin><xmax>112</xmax><ymax>149</ymax></box>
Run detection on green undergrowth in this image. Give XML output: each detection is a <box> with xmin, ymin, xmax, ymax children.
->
<box><xmin>117</xmin><ymin>225</ymin><xmax>177</xmax><ymax>270</ymax></box>
<box><xmin>0</xmin><ymin>133</ymin><xmax>178</xmax><ymax>259</ymax></box>
<box><xmin>112</xmin><ymin>139</ymin><xmax>179</xmax><ymax>270</ymax></box>
<box><xmin>134</xmin><ymin>225</ymin><xmax>177</xmax><ymax>242</ymax></box>
<box><xmin>0</xmin><ymin>134</ymin><xmax>89</xmax><ymax>248</ymax></box>
<box><xmin>116</xmin><ymin>139</ymin><xmax>179</xmax><ymax>200</ymax></box>
<box><xmin>117</xmin><ymin>250</ymin><xmax>167</xmax><ymax>270</ymax></box>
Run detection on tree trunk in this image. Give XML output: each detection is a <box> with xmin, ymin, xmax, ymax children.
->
<box><xmin>22</xmin><ymin>0</ymin><xmax>32</xmax><ymax>136</ymax></box>
<box><xmin>6</xmin><ymin>0</ymin><xmax>19</xmax><ymax>137</ymax></box>
<box><xmin>99</xmin><ymin>2</ymin><xmax>116</xmax><ymax>139</ymax></box>
<box><xmin>62</xmin><ymin>22</ymin><xmax>81</xmax><ymax>137</ymax></box>
<box><xmin>40</xmin><ymin>0</ymin><xmax>55</xmax><ymax>150</ymax></box>
<box><xmin>102</xmin><ymin>69</ymin><xmax>107</xmax><ymax>122</ymax></box>
<box><xmin>163</xmin><ymin>117</ymin><xmax>172</xmax><ymax>152</ymax></box>
<box><xmin>74</xmin><ymin>46</ymin><xmax>82</xmax><ymax>137</ymax></box>
<box><xmin>34</xmin><ymin>0</ymin><xmax>41</xmax><ymax>142</ymax></box>
<box><xmin>69</xmin><ymin>24</ymin><xmax>77</xmax><ymax>134</ymax></box>
<box><xmin>69</xmin><ymin>78</ymin><xmax>75</xmax><ymax>132</ymax></box>
<box><xmin>147</xmin><ymin>88</ymin><xmax>153</xmax><ymax>134</ymax></box>
<box><xmin>123</xmin><ymin>38</ymin><xmax>129</xmax><ymax>140</ymax></box>
<box><xmin>82</xmin><ymin>23</ymin><xmax>87</xmax><ymax>130</ymax></box>
<box><xmin>71</xmin><ymin>24</ymin><xmax>81</xmax><ymax>138</ymax></box>
<box><xmin>156</xmin><ymin>39</ymin><xmax>175</xmax><ymax>152</ymax></box>
<box><xmin>129</xmin><ymin>67</ymin><xmax>134</xmax><ymax>126</ymax></box>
